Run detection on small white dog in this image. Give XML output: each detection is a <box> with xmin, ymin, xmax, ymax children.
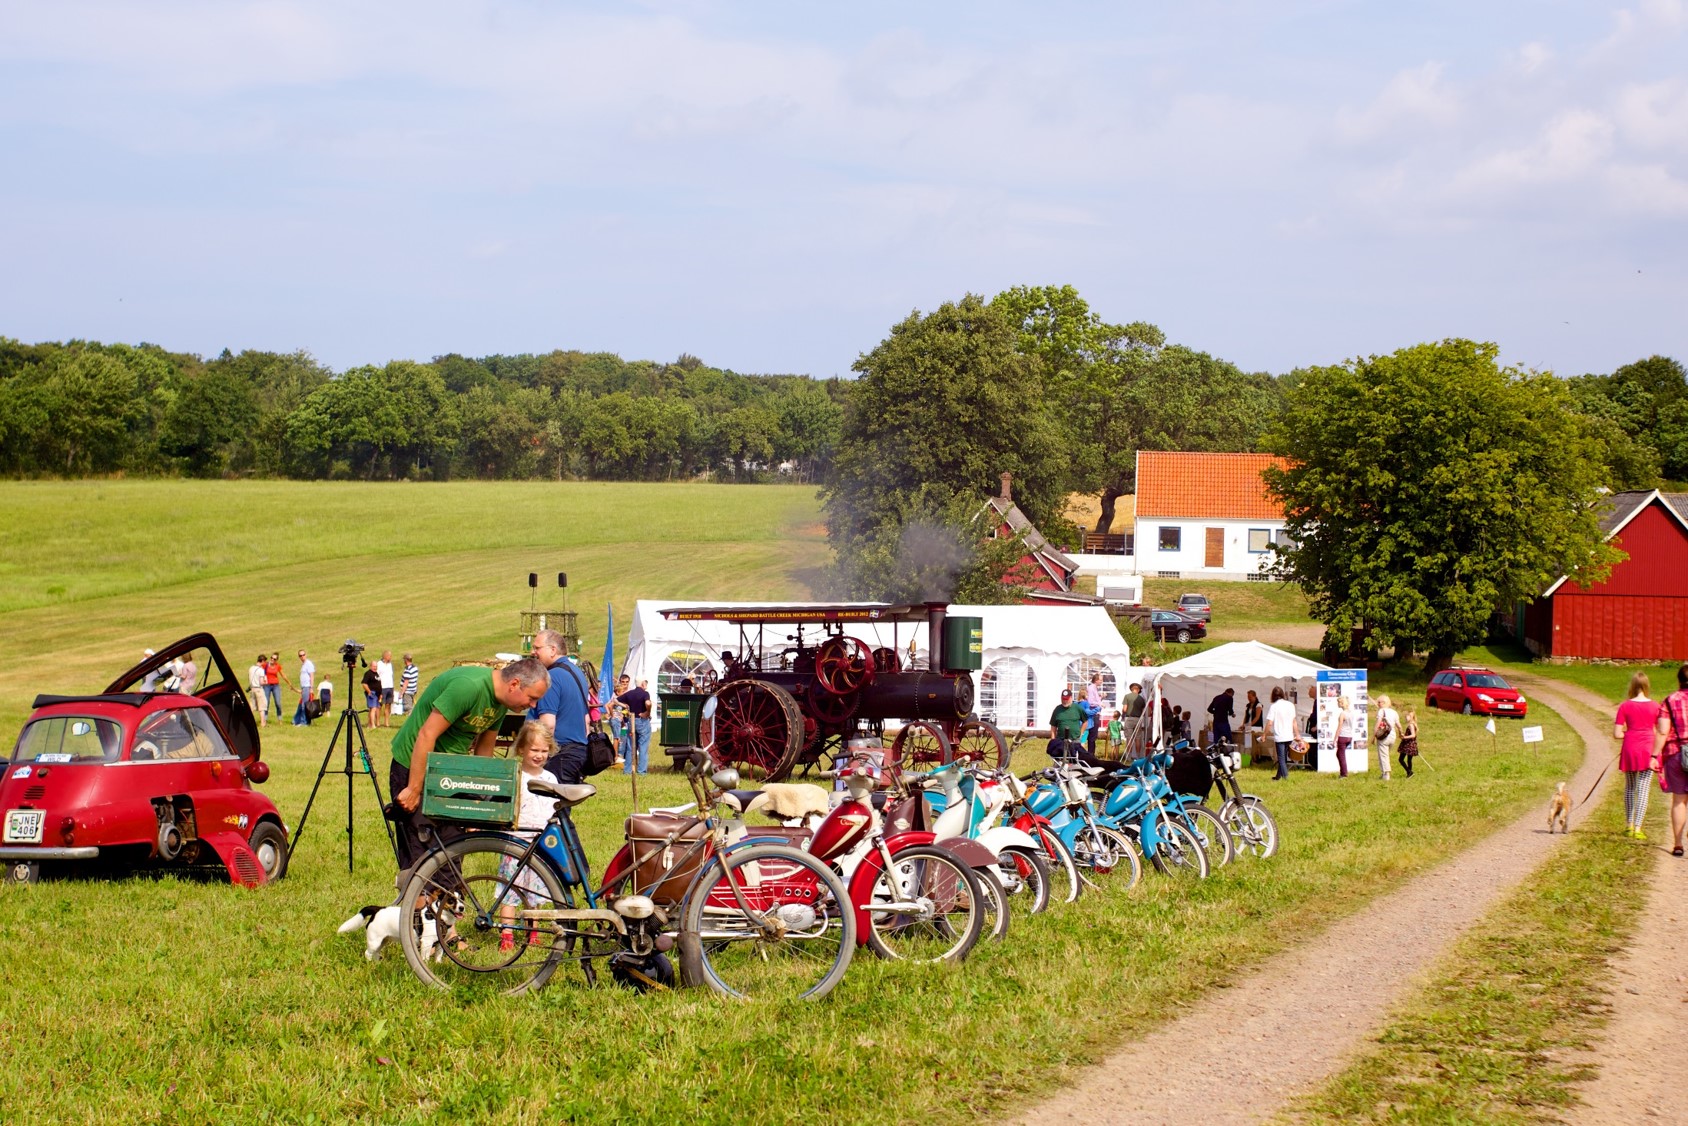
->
<box><xmin>338</xmin><ymin>903</ymin><xmax>439</xmax><ymax>962</ymax></box>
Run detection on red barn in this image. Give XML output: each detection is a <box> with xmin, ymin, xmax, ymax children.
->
<box><xmin>979</xmin><ymin>473</ymin><xmax>1096</xmax><ymax>606</ymax></box>
<box><xmin>1517</xmin><ymin>490</ymin><xmax>1688</xmax><ymax>661</ymax></box>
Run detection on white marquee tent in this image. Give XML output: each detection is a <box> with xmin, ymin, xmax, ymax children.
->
<box><xmin>621</xmin><ymin>600</ymin><xmax>1132</xmax><ymax>733</ymax></box>
<box><xmin>1138</xmin><ymin>641</ymin><xmax>1334</xmax><ymax>767</ymax></box>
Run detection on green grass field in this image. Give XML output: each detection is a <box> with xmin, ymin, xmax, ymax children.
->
<box><xmin>0</xmin><ymin>483</ymin><xmax>1601</xmax><ymax>1124</ymax></box>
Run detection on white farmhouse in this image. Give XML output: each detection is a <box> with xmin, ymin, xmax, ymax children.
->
<box><xmin>1133</xmin><ymin>450</ymin><xmax>1290</xmax><ymax>581</ymax></box>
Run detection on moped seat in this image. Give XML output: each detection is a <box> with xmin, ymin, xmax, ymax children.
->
<box><xmin>722</xmin><ymin>788</ymin><xmax>766</xmax><ymax>813</ymax></box>
<box><xmin>527</xmin><ymin>779</ymin><xmax>596</xmax><ymax>808</ymax></box>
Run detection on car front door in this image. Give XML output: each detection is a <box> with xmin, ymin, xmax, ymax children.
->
<box><xmin>105</xmin><ymin>633</ymin><xmax>260</xmax><ymax>763</ymax></box>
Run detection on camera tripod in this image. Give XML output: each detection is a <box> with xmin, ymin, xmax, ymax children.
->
<box><xmin>287</xmin><ymin>652</ymin><xmax>399</xmax><ymax>872</ymax></box>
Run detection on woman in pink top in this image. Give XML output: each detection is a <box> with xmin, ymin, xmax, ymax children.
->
<box><xmin>1654</xmin><ymin>664</ymin><xmax>1688</xmax><ymax>857</ymax></box>
<box><xmin>1615</xmin><ymin>671</ymin><xmax>1663</xmax><ymax>839</ymax></box>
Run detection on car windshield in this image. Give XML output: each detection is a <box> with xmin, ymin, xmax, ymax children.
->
<box><xmin>130</xmin><ymin>708</ymin><xmax>236</xmax><ymax>761</ymax></box>
<box><xmin>1466</xmin><ymin>674</ymin><xmax>1511</xmax><ymax>689</ymax></box>
<box><xmin>11</xmin><ymin>716</ymin><xmax>124</xmax><ymax>764</ymax></box>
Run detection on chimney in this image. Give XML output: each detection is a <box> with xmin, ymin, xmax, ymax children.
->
<box><xmin>999</xmin><ymin>472</ymin><xmax>1012</xmax><ymax>502</ymax></box>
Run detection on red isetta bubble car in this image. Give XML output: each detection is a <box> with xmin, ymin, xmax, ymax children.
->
<box><xmin>1</xmin><ymin>633</ymin><xmax>288</xmax><ymax>887</ymax></box>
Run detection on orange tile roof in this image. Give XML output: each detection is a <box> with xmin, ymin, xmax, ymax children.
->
<box><xmin>1135</xmin><ymin>451</ymin><xmax>1288</xmax><ymax>520</ymax></box>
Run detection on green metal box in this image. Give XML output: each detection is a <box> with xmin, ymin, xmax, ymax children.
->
<box><xmin>420</xmin><ymin>752</ymin><xmax>519</xmax><ymax>827</ymax></box>
<box><xmin>659</xmin><ymin>693</ymin><xmax>706</xmax><ymax>746</ymax></box>
<box><xmin>942</xmin><ymin>616</ymin><xmax>984</xmax><ymax>671</ymax></box>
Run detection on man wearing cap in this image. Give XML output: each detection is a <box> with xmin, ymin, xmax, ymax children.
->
<box><xmin>140</xmin><ymin>649</ymin><xmax>161</xmax><ymax>692</ymax></box>
<box><xmin>1048</xmin><ymin>687</ymin><xmax>1089</xmax><ymax>759</ymax></box>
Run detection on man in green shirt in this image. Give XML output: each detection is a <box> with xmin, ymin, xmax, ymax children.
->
<box><xmin>1048</xmin><ymin>687</ymin><xmax>1103</xmax><ymax>765</ymax></box>
<box><xmin>388</xmin><ymin>658</ymin><xmax>550</xmax><ymax>871</ymax></box>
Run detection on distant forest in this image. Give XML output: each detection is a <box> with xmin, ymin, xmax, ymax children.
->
<box><xmin>0</xmin><ymin>332</ymin><xmax>1682</xmax><ymax>490</ymax></box>
<box><xmin>0</xmin><ymin>340</ymin><xmax>844</xmax><ymax>482</ymax></box>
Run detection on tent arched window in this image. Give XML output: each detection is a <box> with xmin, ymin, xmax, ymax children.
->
<box><xmin>1064</xmin><ymin>658</ymin><xmax>1117</xmax><ymax>709</ymax></box>
<box><xmin>656</xmin><ymin>650</ymin><xmax>715</xmax><ymax>694</ymax></box>
<box><xmin>980</xmin><ymin>657</ymin><xmax>1036</xmax><ymax>729</ymax></box>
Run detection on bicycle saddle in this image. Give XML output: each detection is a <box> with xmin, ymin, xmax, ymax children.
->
<box><xmin>721</xmin><ymin>788</ymin><xmax>765</xmax><ymax>813</ymax></box>
<box><xmin>526</xmin><ymin>779</ymin><xmax>596</xmax><ymax>807</ymax></box>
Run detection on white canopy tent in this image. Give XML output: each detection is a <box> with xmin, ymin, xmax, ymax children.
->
<box><xmin>621</xmin><ymin>600</ymin><xmax>1131</xmax><ymax>733</ymax></box>
<box><xmin>1138</xmin><ymin>641</ymin><xmax>1335</xmax><ymax>768</ymax></box>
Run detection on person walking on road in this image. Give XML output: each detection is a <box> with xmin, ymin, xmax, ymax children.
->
<box><xmin>1651</xmin><ymin>664</ymin><xmax>1688</xmax><ymax>856</ymax></box>
<box><xmin>1616</xmin><ymin>671</ymin><xmax>1663</xmax><ymax>839</ymax></box>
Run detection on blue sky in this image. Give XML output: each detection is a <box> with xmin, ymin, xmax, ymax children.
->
<box><xmin>2</xmin><ymin>1</ymin><xmax>1684</xmax><ymax>379</ymax></box>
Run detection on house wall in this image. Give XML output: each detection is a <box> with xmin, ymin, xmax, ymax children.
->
<box><xmin>1532</xmin><ymin>501</ymin><xmax>1688</xmax><ymax>660</ymax></box>
<box><xmin>1131</xmin><ymin>517</ymin><xmax>1287</xmax><ymax>579</ymax></box>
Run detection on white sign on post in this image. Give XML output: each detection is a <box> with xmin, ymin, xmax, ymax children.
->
<box><xmin>1521</xmin><ymin>726</ymin><xmax>1544</xmax><ymax>744</ymax></box>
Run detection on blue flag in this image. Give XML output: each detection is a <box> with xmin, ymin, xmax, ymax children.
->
<box><xmin>599</xmin><ymin>602</ymin><xmax>615</xmax><ymax>704</ymax></box>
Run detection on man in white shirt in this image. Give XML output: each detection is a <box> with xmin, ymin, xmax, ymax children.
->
<box><xmin>294</xmin><ymin>649</ymin><xmax>317</xmax><ymax>726</ymax></box>
<box><xmin>248</xmin><ymin>654</ymin><xmax>269</xmax><ymax>727</ymax></box>
<box><xmin>1266</xmin><ymin>686</ymin><xmax>1298</xmax><ymax>781</ymax></box>
<box><xmin>374</xmin><ymin>651</ymin><xmax>396</xmax><ymax>729</ymax></box>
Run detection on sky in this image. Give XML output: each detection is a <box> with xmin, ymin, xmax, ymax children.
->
<box><xmin>1</xmin><ymin>1</ymin><xmax>1685</xmax><ymax>380</ymax></box>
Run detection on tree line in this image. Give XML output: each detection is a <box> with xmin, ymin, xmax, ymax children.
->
<box><xmin>0</xmin><ymin>340</ymin><xmax>846</xmax><ymax>483</ymax></box>
<box><xmin>818</xmin><ymin>286</ymin><xmax>1686</xmax><ymax>653</ymax></box>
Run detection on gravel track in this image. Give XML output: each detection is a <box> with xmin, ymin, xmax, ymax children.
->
<box><xmin>1012</xmin><ymin>679</ymin><xmax>1607</xmax><ymax>1126</ymax></box>
<box><xmin>1520</xmin><ymin>675</ymin><xmax>1685</xmax><ymax>1126</ymax></box>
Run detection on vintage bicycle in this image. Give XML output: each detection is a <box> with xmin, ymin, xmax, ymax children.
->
<box><xmin>394</xmin><ymin>753</ymin><xmax>856</xmax><ymax>999</ymax></box>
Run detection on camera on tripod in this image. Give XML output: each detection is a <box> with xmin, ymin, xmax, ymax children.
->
<box><xmin>339</xmin><ymin>638</ymin><xmax>366</xmax><ymax>666</ymax></box>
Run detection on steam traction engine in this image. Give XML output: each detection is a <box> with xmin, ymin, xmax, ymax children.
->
<box><xmin>657</xmin><ymin>603</ymin><xmax>1009</xmax><ymax>783</ymax></box>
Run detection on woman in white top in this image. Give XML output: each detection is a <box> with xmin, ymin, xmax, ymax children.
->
<box><xmin>247</xmin><ymin>655</ymin><xmax>269</xmax><ymax>727</ymax></box>
<box><xmin>1334</xmin><ymin>696</ymin><xmax>1355</xmax><ymax>777</ymax></box>
<box><xmin>1372</xmin><ymin>694</ymin><xmax>1400</xmax><ymax>782</ymax></box>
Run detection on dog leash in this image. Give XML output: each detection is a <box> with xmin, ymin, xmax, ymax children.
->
<box><xmin>1579</xmin><ymin>751</ymin><xmax>1620</xmax><ymax>807</ymax></box>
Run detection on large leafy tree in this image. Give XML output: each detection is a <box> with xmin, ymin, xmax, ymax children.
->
<box><xmin>823</xmin><ymin>294</ymin><xmax>1065</xmax><ymax>600</ymax></box>
<box><xmin>991</xmin><ymin>285</ymin><xmax>1281</xmax><ymax>533</ymax></box>
<box><xmin>1263</xmin><ymin>339</ymin><xmax>1622</xmax><ymax>670</ymax></box>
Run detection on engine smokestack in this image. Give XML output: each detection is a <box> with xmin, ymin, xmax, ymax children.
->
<box><xmin>925</xmin><ymin>601</ymin><xmax>948</xmax><ymax>673</ymax></box>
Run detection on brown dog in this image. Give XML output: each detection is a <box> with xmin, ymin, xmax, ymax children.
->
<box><xmin>1547</xmin><ymin>782</ymin><xmax>1572</xmax><ymax>834</ymax></box>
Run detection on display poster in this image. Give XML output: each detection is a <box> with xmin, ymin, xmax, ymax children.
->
<box><xmin>1315</xmin><ymin>668</ymin><xmax>1369</xmax><ymax>773</ymax></box>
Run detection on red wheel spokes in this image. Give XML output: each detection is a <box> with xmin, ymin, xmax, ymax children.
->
<box><xmin>813</xmin><ymin>635</ymin><xmax>876</xmax><ymax>696</ymax></box>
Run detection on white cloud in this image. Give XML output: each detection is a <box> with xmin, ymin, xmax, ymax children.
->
<box><xmin>1603</xmin><ymin>162</ymin><xmax>1688</xmax><ymax>214</ymax></box>
<box><xmin>1614</xmin><ymin>79</ymin><xmax>1688</xmax><ymax>151</ymax></box>
<box><xmin>1335</xmin><ymin>62</ymin><xmax>1460</xmax><ymax>143</ymax></box>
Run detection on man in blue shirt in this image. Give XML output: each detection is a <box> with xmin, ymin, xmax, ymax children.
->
<box><xmin>529</xmin><ymin>629</ymin><xmax>590</xmax><ymax>784</ymax></box>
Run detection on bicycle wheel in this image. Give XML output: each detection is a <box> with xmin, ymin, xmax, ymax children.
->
<box><xmin>995</xmin><ymin>845</ymin><xmax>1052</xmax><ymax>915</ymax></box>
<box><xmin>1149</xmin><ymin>818</ymin><xmax>1211</xmax><ymax>880</ymax></box>
<box><xmin>1222</xmin><ymin>796</ymin><xmax>1279</xmax><ymax>859</ymax></box>
<box><xmin>399</xmin><ymin>835</ymin><xmax>567</xmax><ymax>996</ymax></box>
<box><xmin>1034</xmin><ymin>824</ymin><xmax>1082</xmax><ymax>904</ymax></box>
<box><xmin>1181</xmin><ymin>804</ymin><xmax>1234</xmax><ymax>868</ymax></box>
<box><xmin>863</xmin><ymin>844</ymin><xmax>986</xmax><ymax>964</ymax></box>
<box><xmin>974</xmin><ymin>865</ymin><xmax>1010</xmax><ymax>942</ymax></box>
<box><xmin>680</xmin><ymin>843</ymin><xmax>854</xmax><ymax>1000</ymax></box>
<box><xmin>1072</xmin><ymin>823</ymin><xmax>1141</xmax><ymax>891</ymax></box>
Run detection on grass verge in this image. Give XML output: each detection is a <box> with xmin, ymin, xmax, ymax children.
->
<box><xmin>1283</xmin><ymin>764</ymin><xmax>1652</xmax><ymax>1125</ymax></box>
<box><xmin>0</xmin><ymin>696</ymin><xmax>1580</xmax><ymax>1125</ymax></box>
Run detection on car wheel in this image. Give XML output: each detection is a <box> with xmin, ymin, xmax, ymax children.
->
<box><xmin>6</xmin><ymin>860</ymin><xmax>40</xmax><ymax>885</ymax></box>
<box><xmin>1461</xmin><ymin>701</ymin><xmax>1473</xmax><ymax>716</ymax></box>
<box><xmin>1176</xmin><ymin>629</ymin><xmax>1192</xmax><ymax>644</ymax></box>
<box><xmin>248</xmin><ymin>822</ymin><xmax>289</xmax><ymax>881</ymax></box>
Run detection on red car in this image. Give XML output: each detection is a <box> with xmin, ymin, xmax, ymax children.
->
<box><xmin>2</xmin><ymin>633</ymin><xmax>288</xmax><ymax>886</ymax></box>
<box><xmin>1425</xmin><ymin>667</ymin><xmax>1528</xmax><ymax>718</ymax></box>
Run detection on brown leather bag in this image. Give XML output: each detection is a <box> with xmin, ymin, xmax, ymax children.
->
<box><xmin>625</xmin><ymin>813</ymin><xmax>710</xmax><ymax>905</ymax></box>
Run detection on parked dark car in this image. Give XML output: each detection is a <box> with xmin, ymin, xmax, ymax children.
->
<box><xmin>1175</xmin><ymin>594</ymin><xmax>1212</xmax><ymax>623</ymax></box>
<box><xmin>2</xmin><ymin>633</ymin><xmax>288</xmax><ymax>886</ymax></box>
<box><xmin>1149</xmin><ymin>609</ymin><xmax>1208</xmax><ymax>644</ymax></box>
<box><xmin>1425</xmin><ymin>667</ymin><xmax>1528</xmax><ymax>718</ymax></box>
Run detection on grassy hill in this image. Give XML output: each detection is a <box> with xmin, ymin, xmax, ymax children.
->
<box><xmin>0</xmin><ymin>480</ymin><xmax>827</xmax><ymax>732</ymax></box>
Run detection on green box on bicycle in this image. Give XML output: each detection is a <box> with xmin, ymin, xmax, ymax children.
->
<box><xmin>420</xmin><ymin>752</ymin><xmax>519</xmax><ymax>827</ymax></box>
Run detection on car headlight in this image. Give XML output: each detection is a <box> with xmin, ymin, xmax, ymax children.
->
<box><xmin>1478</xmin><ymin>694</ymin><xmax>1494</xmax><ymax>703</ymax></box>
